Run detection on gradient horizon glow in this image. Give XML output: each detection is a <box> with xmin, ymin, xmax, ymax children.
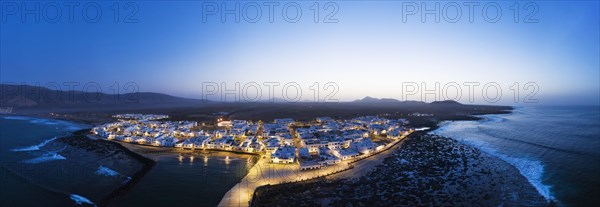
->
<box><xmin>1</xmin><ymin>1</ymin><xmax>598</xmax><ymax>105</ymax></box>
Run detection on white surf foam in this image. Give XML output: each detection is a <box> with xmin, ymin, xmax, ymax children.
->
<box><xmin>1</xmin><ymin>116</ymin><xmax>31</xmax><ymax>120</ymax></box>
<box><xmin>11</xmin><ymin>137</ymin><xmax>58</xmax><ymax>152</ymax></box>
<box><xmin>478</xmin><ymin>115</ymin><xmax>507</xmax><ymax>124</ymax></box>
<box><xmin>22</xmin><ymin>152</ymin><xmax>66</xmax><ymax>164</ymax></box>
<box><xmin>66</xmin><ymin>126</ymin><xmax>83</xmax><ymax>131</ymax></box>
<box><xmin>431</xmin><ymin>121</ymin><xmax>555</xmax><ymax>201</ymax></box>
<box><xmin>70</xmin><ymin>194</ymin><xmax>96</xmax><ymax>206</ymax></box>
<box><xmin>3</xmin><ymin>116</ymin><xmax>85</xmax><ymax>131</ymax></box>
<box><xmin>95</xmin><ymin>166</ymin><xmax>120</xmax><ymax>177</ymax></box>
<box><xmin>30</xmin><ymin>119</ymin><xmax>59</xmax><ymax>125</ymax></box>
<box><xmin>503</xmin><ymin>156</ymin><xmax>555</xmax><ymax>201</ymax></box>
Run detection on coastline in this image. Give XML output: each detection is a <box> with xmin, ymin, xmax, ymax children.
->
<box><xmin>217</xmin><ymin>110</ymin><xmax>521</xmax><ymax>206</ymax></box>
<box><xmin>251</xmin><ymin>133</ymin><xmax>551</xmax><ymax>206</ymax></box>
<box><xmin>218</xmin><ymin>131</ymin><xmax>413</xmax><ymax>207</ymax></box>
<box><xmin>53</xmin><ymin>129</ymin><xmax>157</xmax><ymax>207</ymax></box>
<box><xmin>431</xmin><ymin>111</ymin><xmax>557</xmax><ymax>203</ymax></box>
<box><xmin>85</xmin><ymin>133</ymin><xmax>260</xmax><ymax>207</ymax></box>
<box><xmin>247</xmin><ymin>109</ymin><xmax>552</xmax><ymax>206</ymax></box>
<box><xmin>3</xmin><ymin>106</ymin><xmax>529</xmax><ymax>206</ymax></box>
<box><xmin>430</xmin><ymin>109</ymin><xmax>557</xmax><ymax>204</ymax></box>
<box><xmin>95</xmin><ymin>139</ymin><xmax>157</xmax><ymax>207</ymax></box>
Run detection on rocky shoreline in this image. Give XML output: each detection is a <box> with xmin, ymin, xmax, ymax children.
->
<box><xmin>57</xmin><ymin>129</ymin><xmax>157</xmax><ymax>207</ymax></box>
<box><xmin>95</xmin><ymin>140</ymin><xmax>156</xmax><ymax>207</ymax></box>
<box><xmin>252</xmin><ymin>134</ymin><xmax>553</xmax><ymax>207</ymax></box>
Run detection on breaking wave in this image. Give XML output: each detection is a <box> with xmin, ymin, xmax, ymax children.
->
<box><xmin>503</xmin><ymin>156</ymin><xmax>555</xmax><ymax>201</ymax></box>
<box><xmin>30</xmin><ymin>119</ymin><xmax>59</xmax><ymax>125</ymax></box>
<box><xmin>2</xmin><ymin>116</ymin><xmax>31</xmax><ymax>120</ymax></box>
<box><xmin>432</xmin><ymin>121</ymin><xmax>555</xmax><ymax>201</ymax></box>
<box><xmin>11</xmin><ymin>137</ymin><xmax>58</xmax><ymax>152</ymax></box>
<box><xmin>70</xmin><ymin>194</ymin><xmax>96</xmax><ymax>206</ymax></box>
<box><xmin>22</xmin><ymin>152</ymin><xmax>67</xmax><ymax>164</ymax></box>
<box><xmin>476</xmin><ymin>114</ymin><xmax>507</xmax><ymax>124</ymax></box>
<box><xmin>95</xmin><ymin>166</ymin><xmax>120</xmax><ymax>177</ymax></box>
<box><xmin>66</xmin><ymin>126</ymin><xmax>82</xmax><ymax>131</ymax></box>
<box><xmin>2</xmin><ymin>116</ymin><xmax>84</xmax><ymax>131</ymax></box>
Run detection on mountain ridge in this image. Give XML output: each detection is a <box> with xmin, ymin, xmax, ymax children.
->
<box><xmin>1</xmin><ymin>84</ymin><xmax>471</xmax><ymax>108</ymax></box>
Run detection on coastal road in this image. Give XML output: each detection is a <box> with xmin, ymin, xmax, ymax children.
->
<box><xmin>217</xmin><ymin>157</ymin><xmax>352</xmax><ymax>207</ymax></box>
<box><xmin>327</xmin><ymin>137</ymin><xmax>408</xmax><ymax>180</ymax></box>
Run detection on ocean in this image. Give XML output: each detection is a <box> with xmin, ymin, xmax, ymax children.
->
<box><xmin>0</xmin><ymin>116</ymin><xmax>93</xmax><ymax>206</ymax></box>
<box><xmin>0</xmin><ymin>116</ymin><xmax>255</xmax><ymax>207</ymax></box>
<box><xmin>111</xmin><ymin>152</ymin><xmax>256</xmax><ymax>207</ymax></box>
<box><xmin>2</xmin><ymin>106</ymin><xmax>598</xmax><ymax>206</ymax></box>
<box><xmin>432</xmin><ymin>106</ymin><xmax>600</xmax><ymax>207</ymax></box>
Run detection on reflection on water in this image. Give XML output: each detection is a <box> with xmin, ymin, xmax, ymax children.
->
<box><xmin>112</xmin><ymin>152</ymin><xmax>259</xmax><ymax>207</ymax></box>
<box><xmin>177</xmin><ymin>154</ymin><xmax>204</xmax><ymax>166</ymax></box>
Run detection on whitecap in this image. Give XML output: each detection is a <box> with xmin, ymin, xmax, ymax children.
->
<box><xmin>3</xmin><ymin>116</ymin><xmax>86</xmax><ymax>131</ymax></box>
<box><xmin>70</xmin><ymin>194</ymin><xmax>96</xmax><ymax>206</ymax></box>
<box><xmin>10</xmin><ymin>145</ymin><xmax>41</xmax><ymax>152</ymax></box>
<box><xmin>11</xmin><ymin>137</ymin><xmax>58</xmax><ymax>152</ymax></box>
<box><xmin>66</xmin><ymin>126</ymin><xmax>82</xmax><ymax>131</ymax></box>
<box><xmin>1</xmin><ymin>116</ymin><xmax>31</xmax><ymax>120</ymax></box>
<box><xmin>95</xmin><ymin>166</ymin><xmax>120</xmax><ymax>177</ymax></box>
<box><xmin>479</xmin><ymin>115</ymin><xmax>506</xmax><ymax>124</ymax></box>
<box><xmin>29</xmin><ymin>118</ymin><xmax>59</xmax><ymax>125</ymax></box>
<box><xmin>22</xmin><ymin>152</ymin><xmax>66</xmax><ymax>164</ymax></box>
<box><xmin>122</xmin><ymin>176</ymin><xmax>132</xmax><ymax>184</ymax></box>
<box><xmin>431</xmin><ymin>123</ymin><xmax>556</xmax><ymax>201</ymax></box>
<box><xmin>414</xmin><ymin>127</ymin><xmax>430</xmax><ymax>131</ymax></box>
<box><xmin>503</xmin><ymin>156</ymin><xmax>555</xmax><ymax>201</ymax></box>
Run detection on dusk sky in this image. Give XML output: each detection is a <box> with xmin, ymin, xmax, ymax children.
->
<box><xmin>1</xmin><ymin>1</ymin><xmax>598</xmax><ymax>105</ymax></box>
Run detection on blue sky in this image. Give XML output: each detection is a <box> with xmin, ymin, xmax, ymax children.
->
<box><xmin>1</xmin><ymin>1</ymin><xmax>598</xmax><ymax>105</ymax></box>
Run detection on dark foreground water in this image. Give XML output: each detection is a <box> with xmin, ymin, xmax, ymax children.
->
<box><xmin>2</xmin><ymin>106</ymin><xmax>598</xmax><ymax>206</ymax></box>
<box><xmin>0</xmin><ymin>116</ymin><xmax>255</xmax><ymax>207</ymax></box>
<box><xmin>0</xmin><ymin>116</ymin><xmax>93</xmax><ymax>206</ymax></box>
<box><xmin>432</xmin><ymin>106</ymin><xmax>600</xmax><ymax>207</ymax></box>
<box><xmin>111</xmin><ymin>152</ymin><xmax>256</xmax><ymax>207</ymax></box>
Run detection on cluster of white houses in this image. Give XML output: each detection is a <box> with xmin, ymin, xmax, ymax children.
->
<box><xmin>92</xmin><ymin>114</ymin><xmax>413</xmax><ymax>170</ymax></box>
<box><xmin>112</xmin><ymin>114</ymin><xmax>169</xmax><ymax>120</ymax></box>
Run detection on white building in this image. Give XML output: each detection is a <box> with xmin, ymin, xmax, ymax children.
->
<box><xmin>332</xmin><ymin>149</ymin><xmax>359</xmax><ymax>160</ymax></box>
<box><xmin>271</xmin><ymin>145</ymin><xmax>296</xmax><ymax>164</ymax></box>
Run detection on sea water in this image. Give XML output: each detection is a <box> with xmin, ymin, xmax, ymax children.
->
<box><xmin>432</xmin><ymin>106</ymin><xmax>600</xmax><ymax>206</ymax></box>
<box><xmin>0</xmin><ymin>116</ymin><xmax>255</xmax><ymax>207</ymax></box>
<box><xmin>0</xmin><ymin>116</ymin><xmax>93</xmax><ymax>206</ymax></box>
<box><xmin>111</xmin><ymin>152</ymin><xmax>257</xmax><ymax>207</ymax></box>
